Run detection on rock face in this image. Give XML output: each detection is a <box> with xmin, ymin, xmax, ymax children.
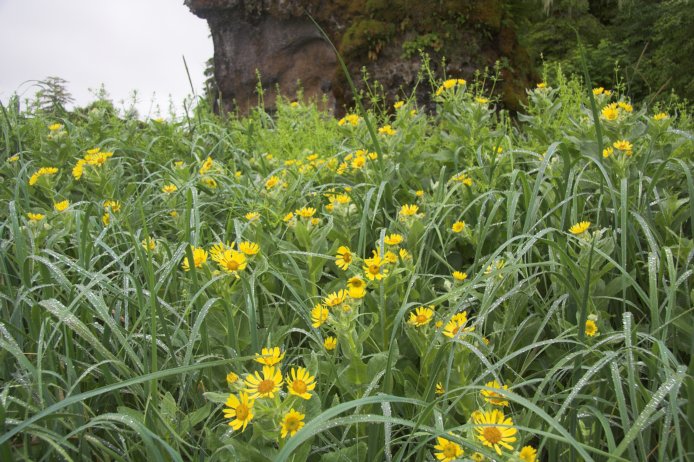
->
<box><xmin>186</xmin><ymin>0</ymin><xmax>535</xmax><ymax>114</ymax></box>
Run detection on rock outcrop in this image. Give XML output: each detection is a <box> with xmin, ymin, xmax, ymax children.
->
<box><xmin>186</xmin><ymin>0</ymin><xmax>535</xmax><ymax>114</ymax></box>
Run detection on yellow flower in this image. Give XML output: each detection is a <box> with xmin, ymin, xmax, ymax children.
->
<box><xmin>415</xmin><ymin>189</ymin><xmax>424</xmax><ymax>197</ymax></box>
<box><xmin>592</xmin><ymin>87</ymin><xmax>605</xmax><ymax>95</ymax></box>
<box><xmin>436</xmin><ymin>78</ymin><xmax>467</xmax><ymax>96</ymax></box>
<box><xmin>255</xmin><ymin>347</ymin><xmax>285</xmax><ymax>366</ymax></box>
<box><xmin>102</xmin><ymin>212</ymin><xmax>110</xmax><ymax>226</ymax></box>
<box><xmin>239</xmin><ymin>241</ymin><xmax>260</xmax><ymax>255</ymax></box>
<box><xmin>48</xmin><ymin>123</ymin><xmax>63</xmax><ymax>131</ymax></box>
<box><xmin>481</xmin><ymin>380</ymin><xmax>510</xmax><ymax>406</ymax></box>
<box><xmin>399</xmin><ymin>204</ymin><xmax>419</xmax><ymax>218</ymax></box>
<box><xmin>363</xmin><ymin>250</ymin><xmax>389</xmax><ymax>281</ymax></box>
<box><xmin>536</xmin><ymin>82</ymin><xmax>547</xmax><ymax>89</ymax></box>
<box><xmin>653</xmin><ymin>112</ymin><xmax>669</xmax><ymax>121</ymax></box>
<box><xmin>199</xmin><ymin>156</ymin><xmax>213</xmax><ymax>175</ymax></box>
<box><xmin>452</xmin><ymin>172</ymin><xmax>473</xmax><ymax>185</ymax></box>
<box><xmin>201</xmin><ymin>176</ymin><xmax>217</xmax><ymax>188</ymax></box>
<box><xmin>310</xmin><ymin>217</ymin><xmax>321</xmax><ymax>226</ymax></box>
<box><xmin>141</xmin><ymin>237</ymin><xmax>156</xmax><ymax>251</ymax></box>
<box><xmin>351</xmin><ymin>155</ymin><xmax>366</xmax><ymax>170</ymax></box>
<box><xmin>214</xmin><ymin>248</ymin><xmax>247</xmax><ymax>274</ymax></box>
<box><xmin>29</xmin><ymin>166</ymin><xmax>59</xmax><ymax>186</ymax></box>
<box><xmin>471</xmin><ymin>452</ymin><xmax>485</xmax><ymax>462</ymax></box>
<box><xmin>283</xmin><ymin>212</ymin><xmax>295</xmax><ymax>222</ymax></box>
<box><xmin>347</xmin><ymin>276</ymin><xmax>367</xmax><ymax>299</ymax></box>
<box><xmin>585</xmin><ymin>319</ymin><xmax>599</xmax><ymax>337</ymax></box>
<box><xmin>311</xmin><ymin>304</ymin><xmax>329</xmax><ymax>328</ymax></box>
<box><xmin>226</xmin><ymin>371</ymin><xmax>239</xmax><ymax>384</ymax></box>
<box><xmin>295</xmin><ymin>207</ymin><xmax>316</xmax><ymax>218</ymax></box>
<box><xmin>519</xmin><ymin>445</ymin><xmax>537</xmax><ymax>462</ymax></box>
<box><xmin>613</xmin><ymin>139</ymin><xmax>633</xmax><ymax>154</ymax></box>
<box><xmin>569</xmin><ymin>221</ymin><xmax>590</xmax><ymax>235</ymax></box>
<box><xmin>433</xmin><ymin>435</ymin><xmax>464</xmax><ymax>462</ymax></box>
<box><xmin>451</xmin><ymin>221</ymin><xmax>465</xmax><ymax>233</ymax></box>
<box><xmin>601</xmin><ymin>103</ymin><xmax>619</xmax><ymax>121</ymax></box>
<box><xmin>323</xmin><ymin>290</ymin><xmax>348</xmax><ymax>308</ymax></box>
<box><xmin>452</xmin><ymin>271</ymin><xmax>468</xmax><ymax>281</ymax></box>
<box><xmin>443</xmin><ymin>311</ymin><xmax>474</xmax><ymax>338</ymax></box>
<box><xmin>103</xmin><ymin>200</ymin><xmax>121</xmax><ymax>212</ymax></box>
<box><xmin>474</xmin><ymin>409</ymin><xmax>517</xmax><ymax>456</ymax></box>
<box><xmin>335</xmin><ymin>246</ymin><xmax>353</xmax><ymax>270</ymax></box>
<box><xmin>384</xmin><ymin>251</ymin><xmax>398</xmax><ymax>264</ymax></box>
<box><xmin>618</xmin><ymin>101</ymin><xmax>633</xmax><ymax>113</ymax></box>
<box><xmin>338</xmin><ymin>113</ymin><xmax>360</xmax><ymax>126</ymax></box>
<box><xmin>182</xmin><ymin>246</ymin><xmax>208</xmax><ymax>271</ymax></box>
<box><xmin>162</xmin><ymin>183</ymin><xmax>178</xmax><ymax>194</ymax></box>
<box><xmin>475</xmin><ymin>96</ymin><xmax>490</xmax><ymax>104</ymax></box>
<box><xmin>602</xmin><ymin>147</ymin><xmax>614</xmax><ymax>158</ymax></box>
<box><xmin>84</xmin><ymin>150</ymin><xmax>113</xmax><ymax>166</ymax></box>
<box><xmin>223</xmin><ymin>392</ymin><xmax>254</xmax><ymax>431</ymax></box>
<box><xmin>399</xmin><ymin>248</ymin><xmax>412</xmax><ymax>260</ymax></box>
<box><xmin>8</xmin><ymin>154</ymin><xmax>20</xmax><ymax>162</ymax></box>
<box><xmin>245</xmin><ymin>211</ymin><xmax>260</xmax><ymax>222</ymax></box>
<box><xmin>324</xmin><ymin>336</ymin><xmax>337</xmax><ymax>350</ymax></box>
<box><xmin>286</xmin><ymin>367</ymin><xmax>316</xmax><ymax>400</ymax></box>
<box><xmin>394</xmin><ymin>101</ymin><xmax>404</xmax><ymax>109</ymax></box>
<box><xmin>27</xmin><ymin>212</ymin><xmax>45</xmax><ymax>222</ymax></box>
<box><xmin>384</xmin><ymin>233</ymin><xmax>404</xmax><ymax>246</ymax></box>
<box><xmin>244</xmin><ymin>365</ymin><xmax>283</xmax><ymax>399</ymax></box>
<box><xmin>53</xmin><ymin>200</ymin><xmax>69</xmax><ymax>212</ymax></box>
<box><xmin>407</xmin><ymin>306</ymin><xmax>434</xmax><ymax>327</ymax></box>
<box><xmin>280</xmin><ymin>408</ymin><xmax>305</xmax><ymax>438</ymax></box>
<box><xmin>435</xmin><ymin>383</ymin><xmax>445</xmax><ymax>395</ymax></box>
<box><xmin>265</xmin><ymin>175</ymin><xmax>280</xmax><ymax>189</ymax></box>
<box><xmin>72</xmin><ymin>159</ymin><xmax>86</xmax><ymax>180</ymax></box>
<box><xmin>378</xmin><ymin>125</ymin><xmax>396</xmax><ymax>136</ymax></box>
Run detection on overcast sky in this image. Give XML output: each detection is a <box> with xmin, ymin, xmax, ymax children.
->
<box><xmin>0</xmin><ymin>0</ymin><xmax>213</xmax><ymax>118</ymax></box>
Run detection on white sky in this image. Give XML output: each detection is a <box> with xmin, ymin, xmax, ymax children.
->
<box><xmin>0</xmin><ymin>0</ymin><xmax>213</xmax><ymax>118</ymax></box>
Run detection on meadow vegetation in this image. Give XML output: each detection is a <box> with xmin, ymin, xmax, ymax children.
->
<box><xmin>0</xmin><ymin>67</ymin><xmax>693</xmax><ymax>461</ymax></box>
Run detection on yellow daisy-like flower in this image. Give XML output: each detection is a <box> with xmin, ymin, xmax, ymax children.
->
<box><xmin>162</xmin><ymin>183</ymin><xmax>177</xmax><ymax>194</ymax></box>
<box><xmin>653</xmin><ymin>112</ymin><xmax>669</xmax><ymax>121</ymax></box>
<box><xmin>280</xmin><ymin>408</ymin><xmax>305</xmax><ymax>438</ymax></box>
<box><xmin>238</xmin><ymin>241</ymin><xmax>260</xmax><ymax>255</ymax></box>
<box><xmin>481</xmin><ymin>380</ymin><xmax>510</xmax><ymax>406</ymax></box>
<box><xmin>443</xmin><ymin>311</ymin><xmax>474</xmax><ymax>338</ymax></box>
<box><xmin>536</xmin><ymin>82</ymin><xmax>547</xmax><ymax>89</ymax></box>
<box><xmin>338</xmin><ymin>113</ymin><xmax>360</xmax><ymax>126</ymax></box>
<box><xmin>475</xmin><ymin>96</ymin><xmax>490</xmax><ymax>104</ymax></box>
<box><xmin>245</xmin><ymin>211</ymin><xmax>260</xmax><ymax>222</ymax></box>
<box><xmin>602</xmin><ymin>147</ymin><xmax>614</xmax><ymax>158</ymax></box>
<box><xmin>265</xmin><ymin>175</ymin><xmax>280</xmax><ymax>189</ymax></box>
<box><xmin>244</xmin><ymin>365</ymin><xmax>283</xmax><ymax>399</ymax></box>
<box><xmin>8</xmin><ymin>154</ymin><xmax>19</xmax><ymax>162</ymax></box>
<box><xmin>72</xmin><ymin>159</ymin><xmax>86</xmax><ymax>180</ymax></box>
<box><xmin>254</xmin><ymin>347</ymin><xmax>285</xmax><ymax>366</ymax></box>
<box><xmin>347</xmin><ymin>276</ymin><xmax>367</xmax><ymax>299</ymax></box>
<box><xmin>283</xmin><ymin>212</ymin><xmax>295</xmax><ymax>222</ymax></box>
<box><xmin>335</xmin><ymin>246</ymin><xmax>353</xmax><ymax>270</ymax></box>
<box><xmin>295</xmin><ymin>207</ymin><xmax>316</xmax><ymax>218</ymax></box>
<box><xmin>407</xmin><ymin>306</ymin><xmax>434</xmax><ymax>327</ymax></box>
<box><xmin>613</xmin><ymin>139</ymin><xmax>633</xmax><ymax>154</ymax></box>
<box><xmin>182</xmin><ymin>246</ymin><xmax>208</xmax><ymax>271</ymax></box>
<box><xmin>199</xmin><ymin>156</ymin><xmax>213</xmax><ymax>175</ymax></box>
<box><xmin>399</xmin><ymin>248</ymin><xmax>412</xmax><ymax>260</ymax></box>
<box><xmin>435</xmin><ymin>78</ymin><xmax>467</xmax><ymax>96</ymax></box>
<box><xmin>378</xmin><ymin>125</ymin><xmax>396</xmax><ymax>136</ymax></box>
<box><xmin>102</xmin><ymin>212</ymin><xmax>110</xmax><ymax>226</ymax></box>
<box><xmin>384</xmin><ymin>250</ymin><xmax>398</xmax><ymax>264</ymax></box>
<box><xmin>324</xmin><ymin>336</ymin><xmax>337</xmax><ymax>350</ymax></box>
<box><xmin>435</xmin><ymin>383</ymin><xmax>445</xmax><ymax>395</ymax></box>
<box><xmin>399</xmin><ymin>204</ymin><xmax>419</xmax><ymax>217</ymax></box>
<box><xmin>451</xmin><ymin>221</ymin><xmax>465</xmax><ymax>233</ymax></box>
<box><xmin>415</xmin><ymin>189</ymin><xmax>424</xmax><ymax>197</ymax></box>
<box><xmin>363</xmin><ymin>250</ymin><xmax>389</xmax><ymax>281</ymax></box>
<box><xmin>351</xmin><ymin>155</ymin><xmax>366</xmax><ymax>170</ymax></box>
<box><xmin>452</xmin><ymin>271</ymin><xmax>468</xmax><ymax>281</ymax></box>
<box><xmin>201</xmin><ymin>176</ymin><xmax>217</xmax><ymax>188</ymax></box>
<box><xmin>471</xmin><ymin>452</ymin><xmax>485</xmax><ymax>462</ymax></box>
<box><xmin>592</xmin><ymin>87</ymin><xmax>605</xmax><ymax>95</ymax></box>
<box><xmin>141</xmin><ymin>237</ymin><xmax>156</xmax><ymax>251</ymax></box>
<box><xmin>311</xmin><ymin>304</ymin><xmax>330</xmax><ymax>328</ymax></box>
<box><xmin>27</xmin><ymin>212</ymin><xmax>45</xmax><ymax>222</ymax></box>
<box><xmin>103</xmin><ymin>200</ymin><xmax>121</xmax><ymax>213</ymax></box>
<box><xmin>474</xmin><ymin>409</ymin><xmax>517</xmax><ymax>456</ymax></box>
<box><xmin>569</xmin><ymin>221</ymin><xmax>591</xmax><ymax>235</ymax></box>
<box><xmin>223</xmin><ymin>392</ymin><xmax>254</xmax><ymax>431</ymax></box>
<box><xmin>323</xmin><ymin>289</ymin><xmax>348</xmax><ymax>308</ymax></box>
<box><xmin>226</xmin><ymin>371</ymin><xmax>239</xmax><ymax>384</ymax></box>
<box><xmin>84</xmin><ymin>150</ymin><xmax>113</xmax><ymax>166</ymax></box>
<box><xmin>53</xmin><ymin>200</ymin><xmax>69</xmax><ymax>212</ymax></box>
<box><xmin>213</xmin><ymin>249</ymin><xmax>247</xmax><ymax>274</ymax></box>
<box><xmin>209</xmin><ymin>241</ymin><xmax>232</xmax><ymax>261</ymax></box>
<box><xmin>48</xmin><ymin>123</ymin><xmax>63</xmax><ymax>131</ymax></box>
<box><xmin>433</xmin><ymin>435</ymin><xmax>464</xmax><ymax>462</ymax></box>
<box><xmin>519</xmin><ymin>445</ymin><xmax>537</xmax><ymax>462</ymax></box>
<box><xmin>29</xmin><ymin>166</ymin><xmax>59</xmax><ymax>186</ymax></box>
<box><xmin>384</xmin><ymin>233</ymin><xmax>404</xmax><ymax>246</ymax></box>
<box><xmin>585</xmin><ymin>319</ymin><xmax>599</xmax><ymax>337</ymax></box>
<box><xmin>601</xmin><ymin>103</ymin><xmax>619</xmax><ymax>121</ymax></box>
<box><xmin>618</xmin><ymin>101</ymin><xmax>633</xmax><ymax>113</ymax></box>
<box><xmin>286</xmin><ymin>367</ymin><xmax>316</xmax><ymax>400</ymax></box>
<box><xmin>394</xmin><ymin>100</ymin><xmax>405</xmax><ymax>109</ymax></box>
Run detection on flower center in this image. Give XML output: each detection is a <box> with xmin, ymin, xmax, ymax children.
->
<box><xmin>226</xmin><ymin>259</ymin><xmax>239</xmax><ymax>271</ymax></box>
<box><xmin>292</xmin><ymin>380</ymin><xmax>307</xmax><ymax>394</ymax></box>
<box><xmin>257</xmin><ymin>379</ymin><xmax>275</xmax><ymax>394</ymax></box>
<box><xmin>343</xmin><ymin>253</ymin><xmax>352</xmax><ymax>263</ymax></box>
<box><xmin>350</xmin><ymin>279</ymin><xmax>363</xmax><ymax>288</ymax></box>
<box><xmin>416</xmin><ymin>314</ymin><xmax>427</xmax><ymax>324</ymax></box>
<box><xmin>286</xmin><ymin>417</ymin><xmax>299</xmax><ymax>430</ymax></box>
<box><xmin>368</xmin><ymin>264</ymin><xmax>380</xmax><ymax>275</ymax></box>
<box><xmin>443</xmin><ymin>443</ymin><xmax>457</xmax><ymax>457</ymax></box>
<box><xmin>236</xmin><ymin>404</ymin><xmax>249</xmax><ymax>420</ymax></box>
<box><xmin>482</xmin><ymin>426</ymin><xmax>502</xmax><ymax>444</ymax></box>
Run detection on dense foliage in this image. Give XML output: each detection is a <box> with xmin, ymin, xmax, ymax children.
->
<box><xmin>0</xmin><ymin>69</ymin><xmax>692</xmax><ymax>461</ymax></box>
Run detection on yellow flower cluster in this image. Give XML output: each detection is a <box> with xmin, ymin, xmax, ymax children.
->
<box><xmin>29</xmin><ymin>167</ymin><xmax>59</xmax><ymax>186</ymax></box>
<box><xmin>435</xmin><ymin>78</ymin><xmax>467</xmax><ymax>96</ymax></box>
<box><xmin>72</xmin><ymin>148</ymin><xmax>113</xmax><ymax>180</ymax></box>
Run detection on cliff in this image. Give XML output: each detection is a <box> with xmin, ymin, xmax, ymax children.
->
<box><xmin>186</xmin><ymin>0</ymin><xmax>535</xmax><ymax>114</ymax></box>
